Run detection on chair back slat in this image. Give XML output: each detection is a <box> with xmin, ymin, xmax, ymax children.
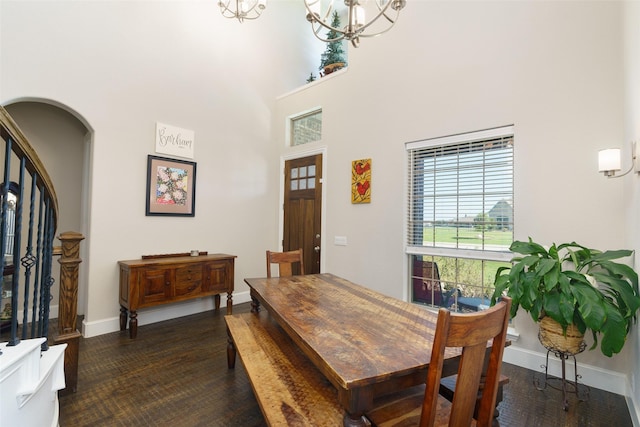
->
<box><xmin>266</xmin><ymin>249</ymin><xmax>304</xmax><ymax>278</ymax></box>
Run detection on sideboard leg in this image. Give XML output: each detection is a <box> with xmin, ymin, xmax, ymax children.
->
<box><xmin>214</xmin><ymin>294</ymin><xmax>221</xmax><ymax>311</ymax></box>
<box><xmin>119</xmin><ymin>306</ymin><xmax>128</xmax><ymax>331</ymax></box>
<box><xmin>129</xmin><ymin>311</ymin><xmax>138</xmax><ymax>339</ymax></box>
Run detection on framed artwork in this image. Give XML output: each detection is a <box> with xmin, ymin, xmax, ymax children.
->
<box><xmin>351</xmin><ymin>158</ymin><xmax>371</xmax><ymax>204</ymax></box>
<box><xmin>146</xmin><ymin>155</ymin><xmax>196</xmax><ymax>216</ymax></box>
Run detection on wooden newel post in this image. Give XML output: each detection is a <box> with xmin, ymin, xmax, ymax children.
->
<box><xmin>53</xmin><ymin>231</ymin><xmax>85</xmax><ymax>394</ymax></box>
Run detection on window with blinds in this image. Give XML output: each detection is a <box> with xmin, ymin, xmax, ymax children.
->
<box><xmin>406</xmin><ymin>126</ymin><xmax>514</xmax><ymax>310</ymax></box>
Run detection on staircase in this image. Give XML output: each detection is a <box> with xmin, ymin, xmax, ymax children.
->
<box><xmin>0</xmin><ymin>106</ymin><xmax>83</xmax><ymax>426</ymax></box>
<box><xmin>0</xmin><ymin>338</ymin><xmax>67</xmax><ymax>427</ymax></box>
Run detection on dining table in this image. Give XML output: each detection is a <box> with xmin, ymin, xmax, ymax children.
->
<box><xmin>243</xmin><ymin>273</ymin><xmax>465</xmax><ymax>427</ymax></box>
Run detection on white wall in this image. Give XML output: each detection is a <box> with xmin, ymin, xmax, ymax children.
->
<box><xmin>274</xmin><ymin>1</ymin><xmax>637</xmax><ymax>398</ymax></box>
<box><xmin>0</xmin><ymin>0</ymin><xmax>323</xmax><ymax>334</ymax></box>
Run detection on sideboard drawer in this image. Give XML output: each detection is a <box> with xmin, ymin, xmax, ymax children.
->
<box><xmin>175</xmin><ymin>265</ymin><xmax>203</xmax><ymax>297</ymax></box>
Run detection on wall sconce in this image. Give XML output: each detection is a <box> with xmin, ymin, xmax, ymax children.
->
<box><xmin>598</xmin><ymin>141</ymin><xmax>639</xmax><ymax>178</ymax></box>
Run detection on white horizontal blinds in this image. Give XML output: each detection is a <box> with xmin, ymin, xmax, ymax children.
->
<box><xmin>407</xmin><ymin>126</ymin><xmax>514</xmax><ymax>253</ymax></box>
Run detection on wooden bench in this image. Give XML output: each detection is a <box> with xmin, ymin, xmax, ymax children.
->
<box><xmin>225</xmin><ymin>312</ymin><xmax>344</xmax><ymax>426</ymax></box>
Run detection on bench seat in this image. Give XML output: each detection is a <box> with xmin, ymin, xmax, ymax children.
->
<box><xmin>225</xmin><ymin>312</ymin><xmax>344</xmax><ymax>427</ymax></box>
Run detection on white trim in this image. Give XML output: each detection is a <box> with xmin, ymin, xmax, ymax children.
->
<box><xmin>406</xmin><ymin>125</ymin><xmax>514</xmax><ymax>150</ymax></box>
<box><xmin>503</xmin><ymin>345</ymin><xmax>629</xmax><ymax>396</ymax></box>
<box><xmin>286</xmin><ymin>107</ymin><xmax>323</xmax><ymax>148</ymax></box>
<box><xmin>276</xmin><ymin>67</ymin><xmax>348</xmax><ymax>100</ymax></box>
<box><xmin>81</xmin><ymin>291</ymin><xmax>252</xmax><ymax>338</ymax></box>
<box><xmin>406</xmin><ymin>245</ymin><xmax>512</xmax><ymax>262</ymax></box>
<box><xmin>13</xmin><ymin>305</ymin><xmax>59</xmax><ymax>325</ymax></box>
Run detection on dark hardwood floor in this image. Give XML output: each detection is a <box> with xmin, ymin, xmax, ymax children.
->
<box><xmin>58</xmin><ymin>302</ymin><xmax>634</xmax><ymax>426</ymax></box>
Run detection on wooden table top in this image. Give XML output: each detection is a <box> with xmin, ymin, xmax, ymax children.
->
<box><xmin>244</xmin><ymin>273</ymin><xmax>463</xmax><ymax>392</ymax></box>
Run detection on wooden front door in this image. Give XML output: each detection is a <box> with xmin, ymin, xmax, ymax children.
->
<box><xmin>283</xmin><ymin>154</ymin><xmax>322</xmax><ymax>274</ymax></box>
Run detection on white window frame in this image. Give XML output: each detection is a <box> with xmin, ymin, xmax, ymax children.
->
<box><xmin>406</xmin><ymin>125</ymin><xmax>514</xmax><ymax>310</ymax></box>
<box><xmin>288</xmin><ymin>108</ymin><xmax>322</xmax><ymax>147</ymax></box>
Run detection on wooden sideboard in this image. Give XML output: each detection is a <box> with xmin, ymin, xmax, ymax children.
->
<box><xmin>118</xmin><ymin>253</ymin><xmax>236</xmax><ymax>339</ymax></box>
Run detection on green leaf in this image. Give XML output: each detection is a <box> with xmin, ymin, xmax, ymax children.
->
<box><xmin>558</xmin><ymin>292</ymin><xmax>576</xmax><ymax>325</ymax></box>
<box><xmin>591</xmin><ymin>249</ymin><xmax>633</xmax><ymax>263</ymax></box>
<box><xmin>510</xmin><ymin>240</ymin><xmax>547</xmax><ymax>256</ymax></box>
<box><xmin>594</xmin><ymin>273</ymin><xmax>640</xmax><ymax>319</ymax></box>
<box><xmin>572</xmin><ymin>283</ymin><xmax>606</xmax><ymax>330</ymax></box>
<box><xmin>542</xmin><ymin>292</ymin><xmax>562</xmax><ymax>322</ymax></box>
<box><xmin>600</xmin><ymin>306</ymin><xmax>627</xmax><ymax>357</ymax></box>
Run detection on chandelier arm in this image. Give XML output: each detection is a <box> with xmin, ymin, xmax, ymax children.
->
<box><xmin>355</xmin><ymin>6</ymin><xmax>400</xmax><ymax>35</ymax></box>
<box><xmin>311</xmin><ymin>23</ymin><xmax>346</xmax><ymax>43</ymax></box>
<box><xmin>218</xmin><ymin>0</ymin><xmax>265</xmax><ymax>22</ymax></box>
<box><xmin>304</xmin><ymin>0</ymin><xmax>403</xmax><ymax>45</ymax></box>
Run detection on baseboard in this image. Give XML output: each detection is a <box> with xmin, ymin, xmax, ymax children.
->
<box><xmin>14</xmin><ymin>305</ymin><xmax>59</xmax><ymax>325</ymax></box>
<box><xmin>503</xmin><ymin>345</ymin><xmax>628</xmax><ymax>396</ymax></box>
<box><xmin>82</xmin><ymin>291</ymin><xmax>252</xmax><ymax>338</ymax></box>
<box><xmin>628</xmin><ymin>393</ymin><xmax>640</xmax><ymax>427</ymax></box>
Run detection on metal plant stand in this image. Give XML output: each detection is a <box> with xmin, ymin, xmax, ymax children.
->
<box><xmin>533</xmin><ymin>341</ymin><xmax>590</xmax><ymax>411</ymax></box>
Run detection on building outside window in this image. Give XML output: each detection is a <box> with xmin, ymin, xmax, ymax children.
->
<box><xmin>406</xmin><ymin>126</ymin><xmax>514</xmax><ymax>312</ymax></box>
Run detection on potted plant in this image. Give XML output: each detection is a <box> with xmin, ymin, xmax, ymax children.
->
<box><xmin>319</xmin><ymin>11</ymin><xmax>347</xmax><ymax>77</ymax></box>
<box><xmin>491</xmin><ymin>238</ymin><xmax>640</xmax><ymax>357</ymax></box>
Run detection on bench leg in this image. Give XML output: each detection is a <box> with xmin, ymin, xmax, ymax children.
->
<box><xmin>226</xmin><ymin>292</ymin><xmax>233</xmax><ymax>315</ymax></box>
<box><xmin>226</xmin><ymin>326</ymin><xmax>236</xmax><ymax>369</ymax></box>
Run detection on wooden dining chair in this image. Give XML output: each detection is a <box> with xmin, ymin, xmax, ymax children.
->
<box><xmin>266</xmin><ymin>249</ymin><xmax>304</xmax><ymax>278</ymax></box>
<box><xmin>366</xmin><ymin>296</ymin><xmax>512</xmax><ymax>427</ymax></box>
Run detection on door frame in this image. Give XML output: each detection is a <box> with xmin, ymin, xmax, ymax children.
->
<box><xmin>279</xmin><ymin>146</ymin><xmax>327</xmax><ymax>274</ymax></box>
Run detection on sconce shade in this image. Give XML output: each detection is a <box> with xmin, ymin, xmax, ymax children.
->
<box><xmin>598</xmin><ymin>148</ymin><xmax>621</xmax><ymax>175</ymax></box>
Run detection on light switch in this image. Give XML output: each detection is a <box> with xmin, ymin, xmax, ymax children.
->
<box><xmin>334</xmin><ymin>236</ymin><xmax>348</xmax><ymax>246</ymax></box>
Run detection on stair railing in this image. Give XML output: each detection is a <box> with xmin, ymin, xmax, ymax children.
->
<box><xmin>0</xmin><ymin>106</ymin><xmax>84</xmax><ymax>393</ymax></box>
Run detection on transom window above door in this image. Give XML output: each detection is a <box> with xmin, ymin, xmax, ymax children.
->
<box><xmin>290</xmin><ymin>109</ymin><xmax>322</xmax><ymax>146</ymax></box>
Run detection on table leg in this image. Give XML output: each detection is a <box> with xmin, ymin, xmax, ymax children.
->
<box><xmin>129</xmin><ymin>310</ymin><xmax>138</xmax><ymax>339</ymax></box>
<box><xmin>226</xmin><ymin>326</ymin><xmax>236</xmax><ymax>369</ymax></box>
<box><xmin>343</xmin><ymin>414</ymin><xmax>371</xmax><ymax>427</ymax></box>
<box><xmin>250</xmin><ymin>296</ymin><xmax>261</xmax><ymax>313</ymax></box>
<box><xmin>339</xmin><ymin>388</ymin><xmax>373</xmax><ymax>427</ymax></box>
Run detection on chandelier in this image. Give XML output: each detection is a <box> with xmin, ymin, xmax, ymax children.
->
<box><xmin>304</xmin><ymin>0</ymin><xmax>406</xmax><ymax>47</ymax></box>
<box><xmin>218</xmin><ymin>0</ymin><xmax>267</xmax><ymax>23</ymax></box>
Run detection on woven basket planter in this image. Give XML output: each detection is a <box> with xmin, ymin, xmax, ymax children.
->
<box><xmin>538</xmin><ymin>316</ymin><xmax>585</xmax><ymax>355</ymax></box>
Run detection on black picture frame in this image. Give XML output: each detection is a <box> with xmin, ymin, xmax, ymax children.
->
<box><xmin>145</xmin><ymin>155</ymin><xmax>196</xmax><ymax>217</ymax></box>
